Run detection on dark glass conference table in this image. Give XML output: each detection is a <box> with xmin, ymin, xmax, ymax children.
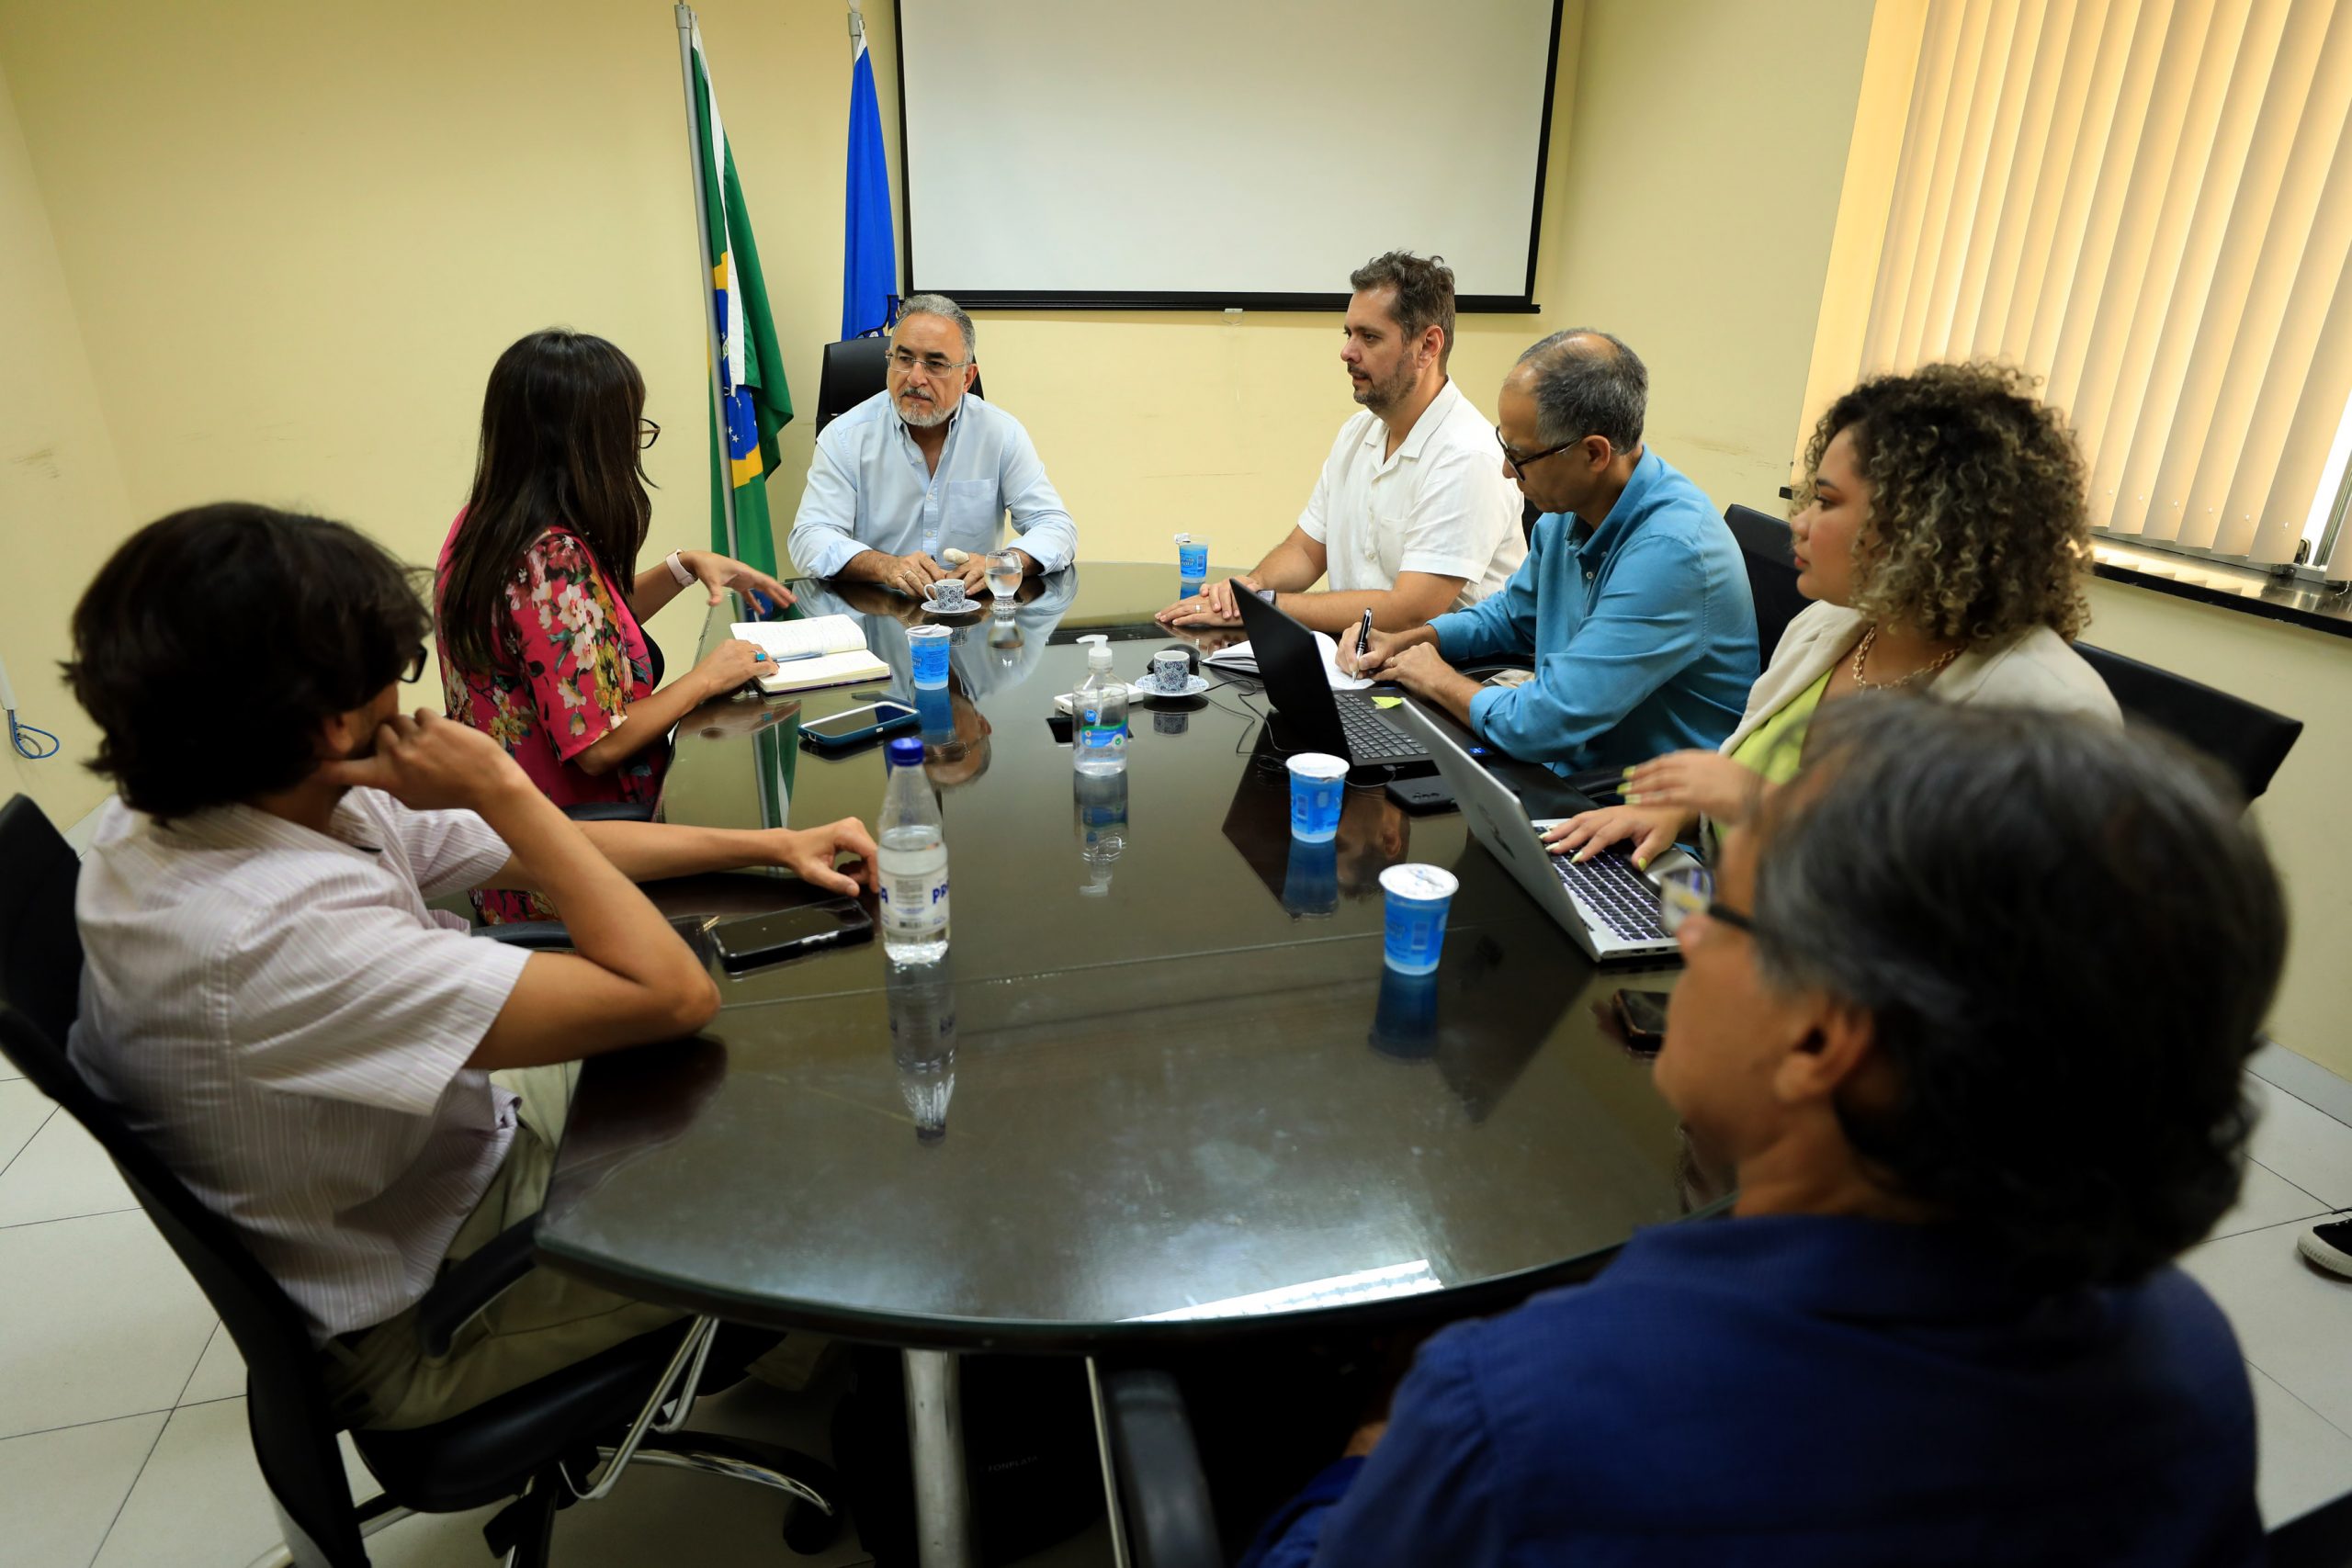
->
<box><xmin>533</xmin><ymin>562</ymin><xmax>1699</xmax><ymax>1564</ymax></box>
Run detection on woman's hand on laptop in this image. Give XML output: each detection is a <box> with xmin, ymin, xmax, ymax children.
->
<box><xmin>1623</xmin><ymin>751</ymin><xmax>1765</xmax><ymax>825</ymax></box>
<box><xmin>1544</xmin><ymin>804</ymin><xmax>1690</xmax><ymax>871</ymax></box>
<box><xmin>321</xmin><ymin>709</ymin><xmax>529</xmax><ymax>814</ymax></box>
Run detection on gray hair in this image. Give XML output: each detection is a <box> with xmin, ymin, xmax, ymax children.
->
<box><xmin>895</xmin><ymin>294</ymin><xmax>975</xmax><ymax>361</ymax></box>
<box><xmin>1514</xmin><ymin>328</ymin><xmax>1646</xmax><ymax>455</ymax></box>
<box><xmin>1747</xmin><ymin>696</ymin><xmax>2283</xmax><ymax>1289</ymax></box>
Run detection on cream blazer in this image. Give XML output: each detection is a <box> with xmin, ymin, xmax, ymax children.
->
<box><xmin>1718</xmin><ymin>602</ymin><xmax>2121</xmax><ymax>758</ymax></box>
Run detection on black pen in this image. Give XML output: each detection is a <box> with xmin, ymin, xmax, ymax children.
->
<box><xmin>1356</xmin><ymin>609</ymin><xmax>1374</xmax><ymax>659</ymax></box>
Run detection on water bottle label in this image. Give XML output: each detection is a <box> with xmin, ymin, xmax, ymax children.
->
<box><xmin>879</xmin><ymin>872</ymin><xmax>950</xmax><ymax>929</ymax></box>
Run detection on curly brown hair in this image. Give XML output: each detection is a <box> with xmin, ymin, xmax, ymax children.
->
<box><xmin>1794</xmin><ymin>362</ymin><xmax>2092</xmax><ymax>643</ymax></box>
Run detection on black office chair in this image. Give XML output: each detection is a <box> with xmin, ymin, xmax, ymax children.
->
<box><xmin>2073</xmin><ymin>644</ymin><xmax>2303</xmax><ymax>803</ymax></box>
<box><xmin>1520</xmin><ymin>496</ymin><xmax>1541</xmax><ymax>544</ymax></box>
<box><xmin>1723</xmin><ymin>504</ymin><xmax>1807</xmax><ymax>666</ymax></box>
<box><xmin>0</xmin><ymin>794</ymin><xmax>843</xmax><ymax>1567</ymax></box>
<box><xmin>815</xmin><ymin>336</ymin><xmax>985</xmax><ymax>434</ymax></box>
<box><xmin>2273</xmin><ymin>1485</ymin><xmax>2352</xmax><ymax>1568</ymax></box>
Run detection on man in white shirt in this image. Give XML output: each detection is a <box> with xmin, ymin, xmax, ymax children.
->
<box><xmin>786</xmin><ymin>293</ymin><xmax>1079</xmax><ymax>597</ymax></box>
<box><xmin>1157</xmin><ymin>252</ymin><xmax>1527</xmax><ymax>636</ymax></box>
<box><xmin>63</xmin><ymin>502</ymin><xmax>877</xmax><ymax>1429</ymax></box>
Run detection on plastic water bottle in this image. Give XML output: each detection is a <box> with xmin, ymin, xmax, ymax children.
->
<box><xmin>1072</xmin><ymin>634</ymin><xmax>1128</xmax><ymax>777</ymax></box>
<box><xmin>877</xmin><ymin>737</ymin><xmax>950</xmax><ymax>964</ymax></box>
<box><xmin>887</xmin><ymin>954</ymin><xmax>956</xmax><ymax>1142</ymax></box>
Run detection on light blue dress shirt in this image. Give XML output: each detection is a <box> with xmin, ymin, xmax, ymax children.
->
<box><xmin>1428</xmin><ymin>448</ymin><xmax>1758</xmax><ymax>775</ymax></box>
<box><xmin>786</xmin><ymin>391</ymin><xmax>1078</xmax><ymax>580</ymax></box>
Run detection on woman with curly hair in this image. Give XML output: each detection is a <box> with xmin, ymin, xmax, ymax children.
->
<box><xmin>1548</xmin><ymin>362</ymin><xmax>2119</xmax><ymax>868</ymax></box>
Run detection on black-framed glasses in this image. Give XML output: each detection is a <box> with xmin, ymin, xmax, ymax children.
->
<box><xmin>888</xmin><ymin>347</ymin><xmax>969</xmax><ymax>378</ymax></box>
<box><xmin>1657</xmin><ymin>865</ymin><xmax>1756</xmax><ymax>937</ymax></box>
<box><xmin>400</xmin><ymin>646</ymin><xmax>428</xmax><ymax>684</ymax></box>
<box><xmin>638</xmin><ymin>417</ymin><xmax>661</xmax><ymax>451</ymax></box>
<box><xmin>1496</xmin><ymin>425</ymin><xmax>1581</xmax><ymax>481</ymax></box>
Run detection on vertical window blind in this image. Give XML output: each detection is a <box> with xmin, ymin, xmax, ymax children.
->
<box><xmin>1819</xmin><ymin>0</ymin><xmax>2352</xmax><ymax>570</ymax></box>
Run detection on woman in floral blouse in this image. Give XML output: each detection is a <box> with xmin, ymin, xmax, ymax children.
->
<box><xmin>435</xmin><ymin>329</ymin><xmax>794</xmax><ymax>922</ymax></box>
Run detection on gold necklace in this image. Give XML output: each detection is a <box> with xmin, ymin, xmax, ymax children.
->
<box><xmin>1849</xmin><ymin>624</ymin><xmax>1962</xmax><ymax>690</ymax></box>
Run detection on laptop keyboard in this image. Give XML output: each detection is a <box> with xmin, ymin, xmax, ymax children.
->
<box><xmin>1554</xmin><ymin>850</ymin><xmax>1671</xmax><ymax>942</ymax></box>
<box><xmin>1333</xmin><ymin>694</ymin><xmax>1427</xmax><ymax>761</ymax></box>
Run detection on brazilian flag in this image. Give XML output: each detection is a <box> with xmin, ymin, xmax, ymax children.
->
<box><xmin>688</xmin><ymin>25</ymin><xmax>791</xmax><ymax>576</ymax></box>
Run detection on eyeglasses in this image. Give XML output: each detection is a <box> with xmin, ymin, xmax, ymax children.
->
<box><xmin>639</xmin><ymin>417</ymin><xmax>661</xmax><ymax>451</ymax></box>
<box><xmin>400</xmin><ymin>646</ymin><xmax>428</xmax><ymax>684</ymax></box>
<box><xmin>888</xmin><ymin>348</ymin><xmax>970</xmax><ymax>378</ymax></box>
<box><xmin>1657</xmin><ymin>865</ymin><xmax>1757</xmax><ymax>937</ymax></box>
<box><xmin>1495</xmin><ymin>425</ymin><xmax>1583</xmax><ymax>481</ymax></box>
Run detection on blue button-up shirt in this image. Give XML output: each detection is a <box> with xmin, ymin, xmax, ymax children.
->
<box><xmin>1427</xmin><ymin>449</ymin><xmax>1757</xmax><ymax>774</ymax></box>
<box><xmin>786</xmin><ymin>390</ymin><xmax>1078</xmax><ymax>580</ymax></box>
<box><xmin>1244</xmin><ymin>1215</ymin><xmax>2260</xmax><ymax>1568</ymax></box>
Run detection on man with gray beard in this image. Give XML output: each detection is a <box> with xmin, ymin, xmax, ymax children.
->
<box><xmin>788</xmin><ymin>293</ymin><xmax>1078</xmax><ymax>596</ymax></box>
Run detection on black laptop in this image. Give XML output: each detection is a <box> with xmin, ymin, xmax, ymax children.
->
<box><xmin>1233</xmin><ymin>591</ymin><xmax>1432</xmax><ymax>768</ymax></box>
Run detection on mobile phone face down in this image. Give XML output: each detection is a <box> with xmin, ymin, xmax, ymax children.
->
<box><xmin>710</xmin><ymin>900</ymin><xmax>874</xmax><ymax>972</ymax></box>
<box><xmin>800</xmin><ymin>702</ymin><xmax>919</xmax><ymax>751</ymax></box>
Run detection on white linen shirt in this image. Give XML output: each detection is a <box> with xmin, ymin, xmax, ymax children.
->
<box><xmin>786</xmin><ymin>391</ymin><xmax>1079</xmax><ymax>580</ymax></box>
<box><xmin>1296</xmin><ymin>379</ymin><xmax>1527</xmax><ymax>608</ymax></box>
<box><xmin>67</xmin><ymin>790</ymin><xmax>531</xmax><ymax>1340</ymax></box>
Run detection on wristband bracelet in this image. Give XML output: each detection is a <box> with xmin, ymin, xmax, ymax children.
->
<box><xmin>665</xmin><ymin>550</ymin><xmax>694</xmax><ymax>588</ymax></box>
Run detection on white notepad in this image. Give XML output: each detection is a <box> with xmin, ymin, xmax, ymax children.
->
<box><xmin>730</xmin><ymin>615</ymin><xmax>891</xmax><ymax>694</ymax></box>
<box><xmin>1203</xmin><ymin>631</ymin><xmax>1373</xmax><ymax>691</ymax></box>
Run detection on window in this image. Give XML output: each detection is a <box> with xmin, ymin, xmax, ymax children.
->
<box><xmin>1801</xmin><ymin>0</ymin><xmax>2352</xmax><ymax>572</ymax></box>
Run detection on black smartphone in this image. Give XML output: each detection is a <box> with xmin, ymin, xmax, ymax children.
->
<box><xmin>799</xmin><ymin>701</ymin><xmax>920</xmax><ymax>754</ymax></box>
<box><xmin>1611</xmin><ymin>988</ymin><xmax>1670</xmax><ymax>1052</ymax></box>
<box><xmin>709</xmin><ymin>900</ymin><xmax>874</xmax><ymax>972</ymax></box>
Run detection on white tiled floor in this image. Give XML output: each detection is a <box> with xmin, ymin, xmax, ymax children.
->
<box><xmin>7</xmin><ymin>1060</ymin><xmax>2352</xmax><ymax>1564</ymax></box>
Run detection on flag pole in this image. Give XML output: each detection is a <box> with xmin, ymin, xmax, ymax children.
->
<box><xmin>674</xmin><ymin>3</ymin><xmax>741</xmax><ymax>564</ymax></box>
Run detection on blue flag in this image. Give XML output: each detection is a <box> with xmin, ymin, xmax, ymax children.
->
<box><xmin>843</xmin><ymin>9</ymin><xmax>898</xmax><ymax>340</ymax></box>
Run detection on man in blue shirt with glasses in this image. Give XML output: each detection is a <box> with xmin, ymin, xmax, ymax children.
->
<box><xmin>787</xmin><ymin>294</ymin><xmax>1078</xmax><ymax>598</ymax></box>
<box><xmin>1348</xmin><ymin>330</ymin><xmax>1757</xmax><ymax>775</ymax></box>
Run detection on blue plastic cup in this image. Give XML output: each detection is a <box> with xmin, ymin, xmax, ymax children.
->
<box><xmin>1370</xmin><ymin>966</ymin><xmax>1440</xmax><ymax>1060</ymax></box>
<box><xmin>1286</xmin><ymin>752</ymin><xmax>1348</xmax><ymax>842</ymax></box>
<box><xmin>1282</xmin><ymin>836</ymin><xmax>1339</xmax><ymax>918</ymax></box>
<box><xmin>1379</xmin><ymin>863</ymin><xmax>1459</xmax><ymax>976</ymax></box>
<box><xmin>914</xmin><ymin>682</ymin><xmax>956</xmax><ymax>744</ymax></box>
<box><xmin>1176</xmin><ymin>535</ymin><xmax>1209</xmax><ymax>582</ymax></box>
<box><xmin>908</xmin><ymin>625</ymin><xmax>952</xmax><ymax>689</ymax></box>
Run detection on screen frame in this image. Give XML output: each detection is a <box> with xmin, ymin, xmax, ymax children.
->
<box><xmin>890</xmin><ymin>0</ymin><xmax>1566</xmax><ymax>313</ymax></box>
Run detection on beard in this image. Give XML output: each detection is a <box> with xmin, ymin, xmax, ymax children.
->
<box><xmin>897</xmin><ymin>391</ymin><xmax>953</xmax><ymax>429</ymax></box>
<box><xmin>1351</xmin><ymin>358</ymin><xmax>1417</xmax><ymax>414</ymax></box>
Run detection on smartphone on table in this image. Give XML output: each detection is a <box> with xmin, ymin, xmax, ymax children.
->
<box><xmin>799</xmin><ymin>701</ymin><xmax>920</xmax><ymax>755</ymax></box>
<box><xmin>708</xmin><ymin>899</ymin><xmax>874</xmax><ymax>973</ymax></box>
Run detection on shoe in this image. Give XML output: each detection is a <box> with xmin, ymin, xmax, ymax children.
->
<box><xmin>2295</xmin><ymin>1215</ymin><xmax>2352</xmax><ymax>1278</ymax></box>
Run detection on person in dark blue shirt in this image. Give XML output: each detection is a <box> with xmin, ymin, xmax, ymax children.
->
<box><xmin>1244</xmin><ymin>697</ymin><xmax>2282</xmax><ymax>1567</ymax></box>
<box><xmin>1347</xmin><ymin>331</ymin><xmax>1758</xmax><ymax>775</ymax></box>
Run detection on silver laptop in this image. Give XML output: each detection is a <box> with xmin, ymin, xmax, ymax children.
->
<box><xmin>1396</xmin><ymin>703</ymin><xmax>1697</xmax><ymax>963</ymax></box>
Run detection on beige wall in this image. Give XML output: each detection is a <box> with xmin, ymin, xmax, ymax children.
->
<box><xmin>0</xmin><ymin>63</ymin><xmax>130</xmax><ymax>829</ymax></box>
<box><xmin>2079</xmin><ymin>581</ymin><xmax>2352</xmax><ymax>1077</ymax></box>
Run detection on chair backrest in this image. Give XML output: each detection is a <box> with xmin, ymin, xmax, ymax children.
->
<box><xmin>1723</xmin><ymin>504</ymin><xmax>1808</xmax><ymax>666</ymax></box>
<box><xmin>815</xmin><ymin>336</ymin><xmax>987</xmax><ymax>435</ymax></box>
<box><xmin>0</xmin><ymin>795</ymin><xmax>369</xmax><ymax>1568</ymax></box>
<box><xmin>1520</xmin><ymin>496</ymin><xmax>1541</xmax><ymax>544</ymax></box>
<box><xmin>2072</xmin><ymin>644</ymin><xmax>2303</xmax><ymax>802</ymax></box>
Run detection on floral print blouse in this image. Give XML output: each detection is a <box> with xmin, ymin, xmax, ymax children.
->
<box><xmin>435</xmin><ymin>517</ymin><xmax>662</xmax><ymax>924</ymax></box>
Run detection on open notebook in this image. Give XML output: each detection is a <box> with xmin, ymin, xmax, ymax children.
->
<box><xmin>1203</xmin><ymin>630</ymin><xmax>1373</xmax><ymax>691</ymax></box>
<box><xmin>730</xmin><ymin>615</ymin><xmax>891</xmax><ymax>694</ymax></box>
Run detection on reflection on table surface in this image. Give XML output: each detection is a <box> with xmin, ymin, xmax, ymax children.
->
<box><xmin>537</xmin><ymin>562</ymin><xmax>1692</xmax><ymax>1348</ymax></box>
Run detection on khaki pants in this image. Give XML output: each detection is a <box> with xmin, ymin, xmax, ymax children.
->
<box><xmin>322</xmin><ymin>1064</ymin><xmax>688</xmax><ymax>1430</ymax></box>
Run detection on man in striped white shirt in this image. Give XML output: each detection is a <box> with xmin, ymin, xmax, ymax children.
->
<box><xmin>62</xmin><ymin>503</ymin><xmax>876</xmax><ymax>1429</ymax></box>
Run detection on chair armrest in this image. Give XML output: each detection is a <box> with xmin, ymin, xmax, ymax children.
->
<box><xmin>470</xmin><ymin>922</ymin><xmax>573</xmax><ymax>949</ymax></box>
<box><xmin>561</xmin><ymin>802</ymin><xmax>656</xmax><ymax>824</ymax></box>
<box><xmin>1101</xmin><ymin>1368</ymin><xmax>1222</xmax><ymax>1568</ymax></box>
<box><xmin>414</xmin><ymin>1218</ymin><xmax>540</xmax><ymax>1357</ymax></box>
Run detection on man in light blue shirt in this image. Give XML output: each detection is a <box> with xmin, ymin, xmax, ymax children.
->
<box><xmin>1350</xmin><ymin>330</ymin><xmax>1757</xmax><ymax>775</ymax></box>
<box><xmin>786</xmin><ymin>293</ymin><xmax>1078</xmax><ymax>594</ymax></box>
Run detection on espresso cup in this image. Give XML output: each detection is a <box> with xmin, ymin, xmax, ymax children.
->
<box><xmin>1150</xmin><ymin>649</ymin><xmax>1192</xmax><ymax>690</ymax></box>
<box><xmin>926</xmin><ymin>578</ymin><xmax>968</xmax><ymax>612</ymax></box>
